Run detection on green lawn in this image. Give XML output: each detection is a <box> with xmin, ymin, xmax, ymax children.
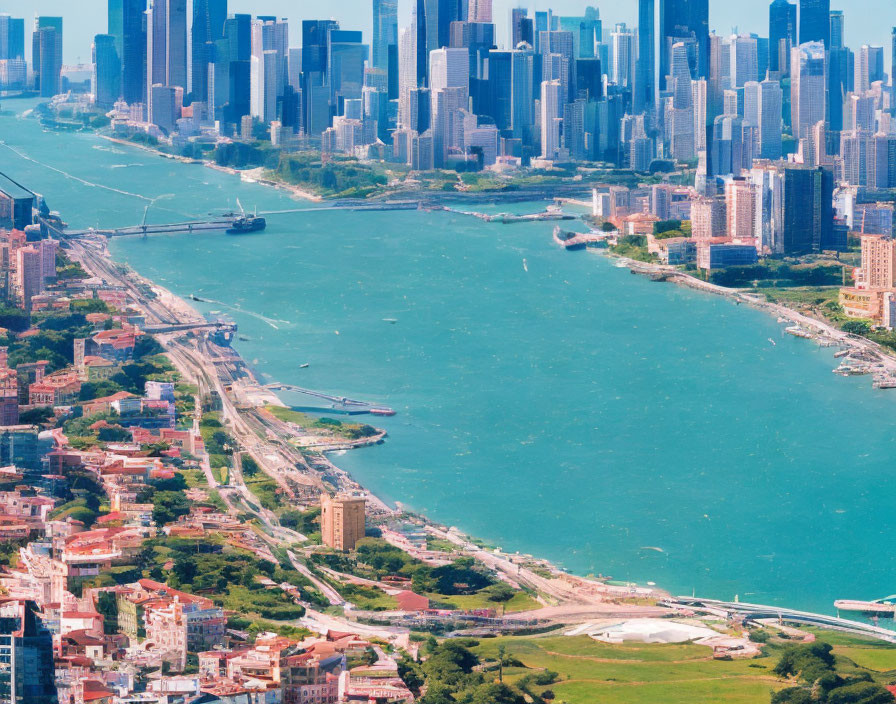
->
<box><xmin>429</xmin><ymin>590</ymin><xmax>540</xmax><ymax>614</ymax></box>
<box><xmin>472</xmin><ymin>635</ymin><xmax>784</xmax><ymax>704</ymax></box>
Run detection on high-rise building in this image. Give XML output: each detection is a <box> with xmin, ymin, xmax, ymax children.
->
<box><xmin>611</xmin><ymin>24</ymin><xmax>635</xmax><ymax>89</ymax></box>
<box><xmin>791</xmin><ymin>42</ymin><xmax>826</xmax><ymax>142</ymax></box>
<box><xmin>191</xmin><ymin>0</ymin><xmax>227</xmax><ymax>103</ymax></box>
<box><xmin>892</xmin><ymin>27</ymin><xmax>896</xmax><ymax>116</ymax></box>
<box><xmin>829</xmin><ymin>10</ymin><xmax>844</xmax><ymax>48</ymax></box>
<box><xmin>783</xmin><ymin>165</ymin><xmax>834</xmax><ymax>253</ymax></box>
<box><xmin>769</xmin><ymin>0</ymin><xmax>796</xmax><ymax>74</ymax></box>
<box><xmin>660</xmin><ymin>0</ymin><xmax>709</xmax><ymax>89</ymax></box>
<box><xmin>858</xmin><ymin>235</ymin><xmax>896</xmax><ymax>289</ymax></box>
<box><xmin>744</xmin><ymin>79</ymin><xmax>783</xmax><ymax>159</ymax></box>
<box><xmin>467</xmin><ymin>0</ymin><xmax>492</xmax><ymax>23</ymax></box>
<box><xmin>320</xmin><ymin>493</ymin><xmax>366</xmax><ymax>551</ymax></box>
<box><xmin>0</xmin><ymin>15</ymin><xmax>25</xmax><ymax>61</ymax></box>
<box><xmin>0</xmin><ymin>600</ymin><xmax>57</xmax><ymax>704</ymax></box>
<box><xmin>728</xmin><ymin>34</ymin><xmax>758</xmax><ymax>88</ymax></box>
<box><xmin>634</xmin><ymin>0</ymin><xmax>655</xmax><ymax>114</ymax></box>
<box><xmin>373</xmin><ymin>0</ymin><xmax>398</xmax><ymax>73</ymax></box>
<box><xmin>799</xmin><ymin>0</ymin><xmax>830</xmax><ymax>48</ymax></box>
<box><xmin>726</xmin><ymin>177</ymin><xmax>757</xmax><ymax>240</ymax></box>
<box><xmin>15</xmin><ymin>246</ymin><xmax>43</xmax><ymax>310</ymax></box>
<box><xmin>540</xmin><ymin>79</ymin><xmax>562</xmax><ymax>159</ymax></box>
<box><xmin>147</xmin><ymin>0</ymin><xmax>187</xmax><ymax>94</ymax></box>
<box><xmin>92</xmin><ymin>34</ymin><xmax>121</xmax><ymax>109</ymax></box>
<box><xmin>32</xmin><ymin>17</ymin><xmax>62</xmax><ymax>97</ymax></box>
<box><xmin>109</xmin><ymin>0</ymin><xmax>146</xmax><ymax>106</ymax></box>
<box><xmin>691</xmin><ymin>196</ymin><xmax>727</xmax><ymax>239</ymax></box>
<box><xmin>511</xmin><ymin>8</ymin><xmax>533</xmax><ymax>49</ymax></box>
<box><xmin>856</xmin><ymin>45</ymin><xmax>885</xmax><ymax>93</ymax></box>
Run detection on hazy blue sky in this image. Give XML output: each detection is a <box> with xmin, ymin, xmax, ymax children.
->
<box><xmin>2</xmin><ymin>0</ymin><xmax>892</xmax><ymax>70</ymax></box>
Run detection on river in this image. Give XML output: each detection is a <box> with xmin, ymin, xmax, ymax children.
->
<box><xmin>2</xmin><ymin>101</ymin><xmax>895</xmax><ymax>617</ymax></box>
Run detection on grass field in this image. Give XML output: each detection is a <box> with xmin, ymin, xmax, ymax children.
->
<box><xmin>428</xmin><ymin>591</ymin><xmax>541</xmax><ymax>614</ymax></box>
<box><xmin>472</xmin><ymin>635</ymin><xmax>784</xmax><ymax>704</ymax></box>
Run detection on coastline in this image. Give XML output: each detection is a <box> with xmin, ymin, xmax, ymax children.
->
<box><xmin>44</xmin><ymin>123</ymin><xmax>896</xmax><ymax>631</ymax></box>
<box><xmin>605</xmin><ymin>252</ymin><xmax>896</xmax><ymax>380</ymax></box>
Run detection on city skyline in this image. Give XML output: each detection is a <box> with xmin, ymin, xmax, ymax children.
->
<box><xmin>3</xmin><ymin>0</ymin><xmax>893</xmax><ymax>72</ymax></box>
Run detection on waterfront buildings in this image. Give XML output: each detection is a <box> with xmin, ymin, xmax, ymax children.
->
<box><xmin>320</xmin><ymin>493</ymin><xmax>366</xmax><ymax>551</ymax></box>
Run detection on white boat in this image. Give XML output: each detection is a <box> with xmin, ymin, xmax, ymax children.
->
<box><xmin>768</xmin><ymin>338</ymin><xmax>776</xmax><ymax>346</ymax></box>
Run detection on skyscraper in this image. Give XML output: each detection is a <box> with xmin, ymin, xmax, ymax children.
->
<box><xmin>0</xmin><ymin>15</ymin><xmax>25</xmax><ymax>60</ymax></box>
<box><xmin>634</xmin><ymin>0</ymin><xmax>655</xmax><ymax>114</ymax></box>
<box><xmin>373</xmin><ymin>0</ymin><xmax>398</xmax><ymax>72</ymax></box>
<box><xmin>467</xmin><ymin>0</ymin><xmax>492</xmax><ymax>23</ymax></box>
<box><xmin>93</xmin><ymin>34</ymin><xmax>121</xmax><ymax>108</ymax></box>
<box><xmin>829</xmin><ymin>10</ymin><xmax>844</xmax><ymax>48</ymax></box>
<box><xmin>610</xmin><ymin>24</ymin><xmax>635</xmax><ymax>89</ymax></box>
<box><xmin>511</xmin><ymin>8</ymin><xmax>533</xmax><ymax>49</ymax></box>
<box><xmin>32</xmin><ymin>17</ymin><xmax>62</xmax><ymax>97</ymax></box>
<box><xmin>540</xmin><ymin>79</ymin><xmax>562</xmax><ymax>159</ymax></box>
<box><xmin>768</xmin><ymin>0</ymin><xmax>796</xmax><ymax>74</ymax></box>
<box><xmin>660</xmin><ymin>0</ymin><xmax>709</xmax><ymax>89</ymax></box>
<box><xmin>191</xmin><ymin>0</ymin><xmax>227</xmax><ymax>103</ymax></box>
<box><xmin>856</xmin><ymin>45</ymin><xmax>885</xmax><ymax>92</ymax></box>
<box><xmin>891</xmin><ymin>28</ymin><xmax>896</xmax><ymax>116</ymax></box>
<box><xmin>109</xmin><ymin>0</ymin><xmax>146</xmax><ymax>105</ymax></box>
<box><xmin>147</xmin><ymin>0</ymin><xmax>187</xmax><ymax>116</ymax></box>
<box><xmin>791</xmin><ymin>42</ymin><xmax>826</xmax><ymax>142</ymax></box>
<box><xmin>744</xmin><ymin>79</ymin><xmax>783</xmax><ymax>159</ymax></box>
<box><xmin>783</xmin><ymin>165</ymin><xmax>834</xmax><ymax>253</ymax></box>
<box><xmin>799</xmin><ymin>0</ymin><xmax>830</xmax><ymax>49</ymax></box>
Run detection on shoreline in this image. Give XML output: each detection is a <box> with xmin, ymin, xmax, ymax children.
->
<box><xmin>604</xmin><ymin>252</ymin><xmax>896</xmax><ymax>381</ymax></box>
<box><xmin>43</xmin><ymin>124</ymin><xmax>896</xmax><ymax>634</ymax></box>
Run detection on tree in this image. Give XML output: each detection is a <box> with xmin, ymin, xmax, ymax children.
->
<box><xmin>772</xmin><ymin>688</ymin><xmax>813</xmax><ymax>704</ymax></box>
<box><xmin>152</xmin><ymin>490</ymin><xmax>191</xmax><ymax>526</ymax></box>
<box><xmin>842</xmin><ymin>320</ymin><xmax>872</xmax><ymax>336</ymax></box>
<box><xmin>826</xmin><ymin>682</ymin><xmax>895</xmax><ymax>704</ymax></box>
<box><xmin>469</xmin><ymin>683</ymin><xmax>525</xmax><ymax>704</ymax></box>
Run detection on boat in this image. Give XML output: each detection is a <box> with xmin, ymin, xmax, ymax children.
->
<box><xmin>226</xmin><ymin>198</ymin><xmax>267</xmax><ymax>234</ymax></box>
<box><xmin>370</xmin><ymin>407</ymin><xmax>396</xmax><ymax>416</ymax></box>
<box><xmin>227</xmin><ymin>215</ymin><xmax>266</xmax><ymax>234</ymax></box>
<box><xmin>190</xmin><ymin>294</ymin><xmax>206</xmax><ymax>302</ymax></box>
<box><xmin>768</xmin><ymin>338</ymin><xmax>776</xmax><ymax>346</ymax></box>
<box><xmin>299</xmin><ymin>363</ymin><xmax>310</xmax><ymax>369</ymax></box>
<box><xmin>382</xmin><ymin>318</ymin><xmax>398</xmax><ymax>324</ymax></box>
<box><xmin>238</xmin><ymin>335</ymin><xmax>251</xmax><ymax>342</ymax></box>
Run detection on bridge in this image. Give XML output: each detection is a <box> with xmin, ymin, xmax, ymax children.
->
<box><xmin>666</xmin><ymin>596</ymin><xmax>896</xmax><ymax>643</ymax></box>
<box><xmin>60</xmin><ymin>218</ymin><xmax>236</xmax><ymax>238</ymax></box>
<box><xmin>265</xmin><ymin>383</ymin><xmax>395</xmax><ymax>416</ymax></box>
<box><xmin>142</xmin><ymin>321</ymin><xmax>236</xmax><ymax>334</ymax></box>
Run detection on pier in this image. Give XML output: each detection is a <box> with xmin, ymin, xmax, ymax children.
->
<box><xmin>47</xmin><ymin>217</ymin><xmax>236</xmax><ymax>238</ymax></box>
<box><xmin>668</xmin><ymin>596</ymin><xmax>896</xmax><ymax>643</ymax></box>
<box><xmin>265</xmin><ymin>383</ymin><xmax>395</xmax><ymax>416</ymax></box>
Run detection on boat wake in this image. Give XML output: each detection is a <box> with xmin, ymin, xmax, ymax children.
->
<box><xmin>0</xmin><ymin>140</ymin><xmax>153</xmax><ymax>201</ymax></box>
<box><xmin>196</xmin><ymin>295</ymin><xmax>287</xmax><ymax>330</ymax></box>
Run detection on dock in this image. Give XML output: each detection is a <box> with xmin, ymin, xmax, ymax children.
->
<box><xmin>553</xmin><ymin>226</ymin><xmax>607</xmax><ymax>250</ymax></box>
<box><xmin>265</xmin><ymin>383</ymin><xmax>395</xmax><ymax>416</ymax></box>
<box><xmin>835</xmin><ymin>599</ymin><xmax>896</xmax><ymax>615</ymax></box>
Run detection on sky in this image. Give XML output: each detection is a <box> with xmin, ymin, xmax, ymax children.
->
<box><xmin>2</xmin><ymin>0</ymin><xmax>893</xmax><ymax>71</ymax></box>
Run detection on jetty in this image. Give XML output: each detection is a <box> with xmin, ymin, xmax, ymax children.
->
<box><xmin>264</xmin><ymin>383</ymin><xmax>395</xmax><ymax>416</ymax></box>
<box><xmin>552</xmin><ymin>226</ymin><xmax>606</xmax><ymax>250</ymax></box>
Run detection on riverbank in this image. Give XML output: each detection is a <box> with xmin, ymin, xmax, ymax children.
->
<box><xmin>605</xmin><ymin>252</ymin><xmax>896</xmax><ymax>387</ymax></box>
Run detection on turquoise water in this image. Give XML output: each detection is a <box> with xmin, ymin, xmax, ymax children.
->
<box><xmin>2</xmin><ymin>102</ymin><xmax>896</xmax><ymax>617</ymax></box>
